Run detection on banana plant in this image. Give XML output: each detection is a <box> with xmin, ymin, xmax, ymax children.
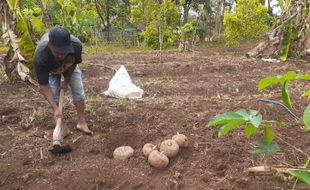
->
<box><xmin>1</xmin><ymin>0</ymin><xmax>44</xmax><ymax>83</ymax></box>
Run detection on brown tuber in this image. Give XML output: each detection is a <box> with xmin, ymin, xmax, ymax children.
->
<box><xmin>143</xmin><ymin>143</ymin><xmax>157</xmax><ymax>157</ymax></box>
<box><xmin>160</xmin><ymin>139</ymin><xmax>179</xmax><ymax>158</ymax></box>
<box><xmin>148</xmin><ymin>150</ymin><xmax>169</xmax><ymax>169</ymax></box>
<box><xmin>113</xmin><ymin>146</ymin><xmax>134</xmax><ymax>160</ymax></box>
<box><xmin>172</xmin><ymin>132</ymin><xmax>188</xmax><ymax>147</ymax></box>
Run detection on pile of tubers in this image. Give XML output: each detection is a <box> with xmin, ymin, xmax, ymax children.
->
<box><xmin>143</xmin><ymin>132</ymin><xmax>188</xmax><ymax>169</ymax></box>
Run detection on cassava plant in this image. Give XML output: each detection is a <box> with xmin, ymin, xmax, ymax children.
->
<box><xmin>258</xmin><ymin>71</ymin><xmax>310</xmax><ymax>130</ymax></box>
<box><xmin>258</xmin><ymin>71</ymin><xmax>310</xmax><ymax>186</ymax></box>
<box><xmin>206</xmin><ymin>109</ymin><xmax>282</xmax><ymax>160</ymax></box>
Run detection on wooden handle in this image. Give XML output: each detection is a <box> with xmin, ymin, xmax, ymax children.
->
<box><xmin>58</xmin><ymin>75</ymin><xmax>65</xmax><ymax>114</ymax></box>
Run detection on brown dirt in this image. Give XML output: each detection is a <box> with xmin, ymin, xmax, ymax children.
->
<box><xmin>1</xmin><ymin>45</ymin><xmax>310</xmax><ymax>190</ymax></box>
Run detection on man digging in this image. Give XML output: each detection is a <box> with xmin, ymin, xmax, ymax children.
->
<box><xmin>34</xmin><ymin>27</ymin><xmax>93</xmax><ymax>146</ymax></box>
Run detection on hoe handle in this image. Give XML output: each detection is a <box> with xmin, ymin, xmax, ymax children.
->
<box><xmin>59</xmin><ymin>75</ymin><xmax>65</xmax><ymax>114</ymax></box>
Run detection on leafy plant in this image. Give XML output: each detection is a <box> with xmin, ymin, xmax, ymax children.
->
<box><xmin>257</xmin><ymin>70</ymin><xmax>310</xmax><ymax>187</ymax></box>
<box><xmin>258</xmin><ymin>71</ymin><xmax>310</xmax><ymax>109</ymax></box>
<box><xmin>1</xmin><ymin>0</ymin><xmax>44</xmax><ymax>81</ymax></box>
<box><xmin>131</xmin><ymin>0</ymin><xmax>181</xmax><ymax>49</ymax></box>
<box><xmin>303</xmin><ymin>105</ymin><xmax>310</xmax><ymax>130</ymax></box>
<box><xmin>258</xmin><ymin>71</ymin><xmax>310</xmax><ymax>130</ymax></box>
<box><xmin>289</xmin><ymin>169</ymin><xmax>310</xmax><ymax>186</ymax></box>
<box><xmin>288</xmin><ymin>157</ymin><xmax>310</xmax><ymax>186</ymax></box>
<box><xmin>207</xmin><ymin>109</ymin><xmax>282</xmax><ymax>159</ymax></box>
<box><xmin>223</xmin><ymin>0</ymin><xmax>271</xmax><ymax>45</ymax></box>
<box><xmin>252</xmin><ymin>139</ymin><xmax>280</xmax><ymax>159</ymax></box>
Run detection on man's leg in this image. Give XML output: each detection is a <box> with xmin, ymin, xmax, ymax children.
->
<box><xmin>73</xmin><ymin>100</ymin><xmax>92</xmax><ymax>134</ymax></box>
<box><xmin>69</xmin><ymin>65</ymin><xmax>92</xmax><ymax>134</ymax></box>
<box><xmin>49</xmin><ymin>74</ymin><xmax>70</xmax><ymax>138</ymax></box>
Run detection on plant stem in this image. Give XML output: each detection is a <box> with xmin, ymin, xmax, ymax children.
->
<box><xmin>303</xmin><ymin>156</ymin><xmax>310</xmax><ymax>168</ymax></box>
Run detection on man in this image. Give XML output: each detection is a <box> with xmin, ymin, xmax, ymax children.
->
<box><xmin>34</xmin><ymin>27</ymin><xmax>92</xmax><ymax>140</ymax></box>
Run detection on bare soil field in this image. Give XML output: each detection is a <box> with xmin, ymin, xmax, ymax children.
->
<box><xmin>1</xmin><ymin>45</ymin><xmax>310</xmax><ymax>190</ymax></box>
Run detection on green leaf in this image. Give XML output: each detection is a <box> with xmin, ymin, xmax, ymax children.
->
<box><xmin>275</xmin><ymin>121</ymin><xmax>285</xmax><ymax>126</ymax></box>
<box><xmin>261</xmin><ymin>120</ymin><xmax>284</xmax><ymax>126</ymax></box>
<box><xmin>235</xmin><ymin>109</ymin><xmax>249</xmax><ymax>119</ymax></box>
<box><xmin>303</xmin><ymin>104</ymin><xmax>310</xmax><ymax>130</ymax></box>
<box><xmin>303</xmin><ymin>88</ymin><xmax>310</xmax><ymax>99</ymax></box>
<box><xmin>281</xmin><ymin>80</ymin><xmax>292</xmax><ymax>109</ymax></box>
<box><xmin>218</xmin><ymin>120</ymin><xmax>246</xmax><ymax>137</ymax></box>
<box><xmin>41</xmin><ymin>0</ymin><xmax>51</xmax><ymax>10</ymax></box>
<box><xmin>289</xmin><ymin>170</ymin><xmax>310</xmax><ymax>186</ymax></box>
<box><xmin>249</xmin><ymin>114</ymin><xmax>262</xmax><ymax>128</ymax></box>
<box><xmin>278</xmin><ymin>0</ymin><xmax>284</xmax><ymax>9</ymax></box>
<box><xmin>244</xmin><ymin>124</ymin><xmax>258</xmax><ymax>138</ymax></box>
<box><xmin>6</xmin><ymin>0</ymin><xmax>19</xmax><ymax>11</ymax></box>
<box><xmin>258</xmin><ymin>76</ymin><xmax>280</xmax><ymax>91</ymax></box>
<box><xmin>16</xmin><ymin>11</ymin><xmax>35</xmax><ymax>62</ymax></box>
<box><xmin>278</xmin><ymin>26</ymin><xmax>296</xmax><ymax>61</ymax></box>
<box><xmin>249</xmin><ymin>110</ymin><xmax>258</xmax><ymax>116</ymax></box>
<box><xmin>252</xmin><ymin>140</ymin><xmax>280</xmax><ymax>159</ymax></box>
<box><xmin>207</xmin><ymin>112</ymin><xmax>244</xmax><ymax>127</ymax></box>
<box><xmin>31</xmin><ymin>16</ymin><xmax>45</xmax><ymax>35</ymax></box>
<box><xmin>264</xmin><ymin>126</ymin><xmax>274</xmax><ymax>144</ymax></box>
<box><xmin>297</xmin><ymin>74</ymin><xmax>310</xmax><ymax>80</ymax></box>
<box><xmin>283</xmin><ymin>71</ymin><xmax>297</xmax><ymax>81</ymax></box>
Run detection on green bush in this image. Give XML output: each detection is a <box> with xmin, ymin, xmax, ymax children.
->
<box><xmin>181</xmin><ymin>19</ymin><xmax>205</xmax><ymax>41</ymax></box>
<box><xmin>142</xmin><ymin>21</ymin><xmax>159</xmax><ymax>49</ymax></box>
<box><xmin>137</xmin><ymin>0</ymin><xmax>181</xmax><ymax>49</ymax></box>
<box><xmin>142</xmin><ymin>21</ymin><xmax>179</xmax><ymax>49</ymax></box>
<box><xmin>223</xmin><ymin>0</ymin><xmax>271</xmax><ymax>45</ymax></box>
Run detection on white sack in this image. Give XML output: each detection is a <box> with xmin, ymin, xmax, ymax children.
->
<box><xmin>104</xmin><ymin>65</ymin><xmax>143</xmax><ymax>99</ymax></box>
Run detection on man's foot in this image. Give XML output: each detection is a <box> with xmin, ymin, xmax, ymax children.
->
<box><xmin>76</xmin><ymin>123</ymin><xmax>93</xmax><ymax>135</ymax></box>
<box><xmin>61</xmin><ymin>123</ymin><xmax>71</xmax><ymax>139</ymax></box>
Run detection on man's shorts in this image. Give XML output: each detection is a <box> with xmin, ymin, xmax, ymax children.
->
<box><xmin>49</xmin><ymin>65</ymin><xmax>85</xmax><ymax>103</ymax></box>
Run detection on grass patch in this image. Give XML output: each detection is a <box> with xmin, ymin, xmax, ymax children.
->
<box><xmin>85</xmin><ymin>104</ymin><xmax>96</xmax><ymax>117</ymax></box>
<box><xmin>0</xmin><ymin>44</ymin><xmax>8</xmax><ymax>53</ymax></box>
<box><xmin>162</xmin><ymin>73</ymin><xmax>172</xmax><ymax>81</ymax></box>
<box><xmin>84</xmin><ymin>43</ymin><xmax>151</xmax><ymax>54</ymax></box>
<box><xmin>116</xmin><ymin>98</ymin><xmax>130</xmax><ymax>105</ymax></box>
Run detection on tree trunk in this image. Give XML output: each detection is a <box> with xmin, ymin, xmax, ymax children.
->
<box><xmin>267</xmin><ymin>0</ymin><xmax>273</xmax><ymax>16</ymax></box>
<box><xmin>94</xmin><ymin>0</ymin><xmax>107</xmax><ymax>37</ymax></box>
<box><xmin>182</xmin><ymin>4</ymin><xmax>190</xmax><ymax>26</ymax></box>
<box><xmin>106</xmin><ymin>0</ymin><xmax>111</xmax><ymax>43</ymax></box>
<box><xmin>211</xmin><ymin>0</ymin><xmax>225</xmax><ymax>41</ymax></box>
<box><xmin>157</xmin><ymin>0</ymin><xmax>163</xmax><ymax>63</ymax></box>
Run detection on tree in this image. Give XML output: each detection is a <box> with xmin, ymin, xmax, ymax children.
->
<box><xmin>223</xmin><ymin>0</ymin><xmax>270</xmax><ymax>45</ymax></box>
<box><xmin>114</xmin><ymin>0</ymin><xmax>132</xmax><ymax>45</ymax></box>
<box><xmin>131</xmin><ymin>0</ymin><xmax>181</xmax><ymax>49</ymax></box>
<box><xmin>130</xmin><ymin>0</ymin><xmax>156</xmax><ymax>31</ymax></box>
<box><xmin>94</xmin><ymin>0</ymin><xmax>119</xmax><ymax>42</ymax></box>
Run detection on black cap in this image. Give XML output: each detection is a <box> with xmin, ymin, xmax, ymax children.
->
<box><xmin>48</xmin><ymin>27</ymin><xmax>74</xmax><ymax>54</ymax></box>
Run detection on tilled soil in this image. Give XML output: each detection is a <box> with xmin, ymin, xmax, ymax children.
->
<box><xmin>1</xmin><ymin>45</ymin><xmax>310</xmax><ymax>190</ymax></box>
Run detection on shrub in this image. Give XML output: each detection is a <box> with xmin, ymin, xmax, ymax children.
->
<box><xmin>223</xmin><ymin>0</ymin><xmax>271</xmax><ymax>45</ymax></box>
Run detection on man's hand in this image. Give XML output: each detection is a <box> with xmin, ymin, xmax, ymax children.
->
<box><xmin>61</xmin><ymin>80</ymin><xmax>68</xmax><ymax>92</ymax></box>
<box><xmin>53</xmin><ymin>107</ymin><xmax>62</xmax><ymax>122</ymax></box>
